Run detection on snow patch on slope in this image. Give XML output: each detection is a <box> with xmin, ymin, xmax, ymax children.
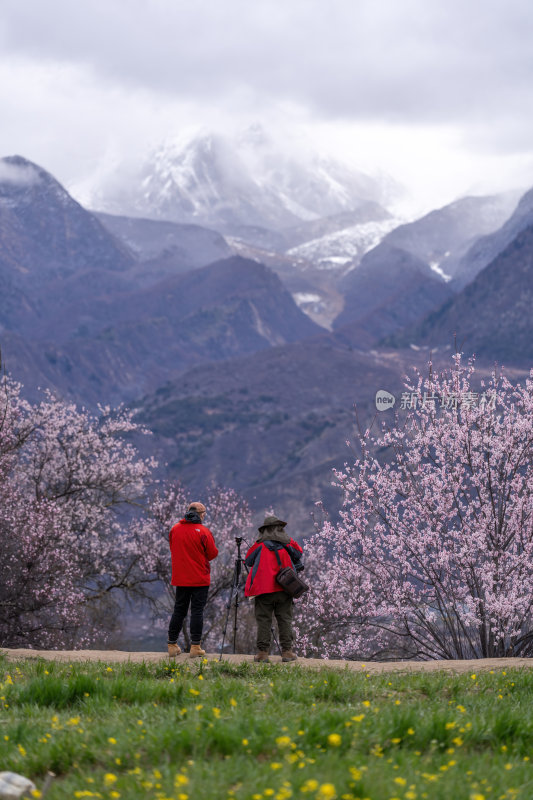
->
<box><xmin>287</xmin><ymin>218</ymin><xmax>401</xmax><ymax>270</ymax></box>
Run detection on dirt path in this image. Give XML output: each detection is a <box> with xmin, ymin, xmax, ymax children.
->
<box><xmin>2</xmin><ymin>649</ymin><xmax>532</xmax><ymax>674</ymax></box>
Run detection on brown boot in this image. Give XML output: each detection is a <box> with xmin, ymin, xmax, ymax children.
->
<box><xmin>254</xmin><ymin>651</ymin><xmax>270</xmax><ymax>663</ymax></box>
<box><xmin>281</xmin><ymin>650</ymin><xmax>297</xmax><ymax>662</ymax></box>
<box><xmin>167</xmin><ymin>642</ymin><xmax>181</xmax><ymax>657</ymax></box>
<box><xmin>189</xmin><ymin>644</ymin><xmax>206</xmax><ymax>658</ymax></box>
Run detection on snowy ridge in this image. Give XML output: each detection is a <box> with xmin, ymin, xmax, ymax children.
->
<box><xmin>286</xmin><ymin>218</ymin><xmax>401</xmax><ymax>271</ymax></box>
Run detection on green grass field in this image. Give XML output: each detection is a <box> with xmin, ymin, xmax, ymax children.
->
<box><xmin>1</xmin><ymin>655</ymin><xmax>532</xmax><ymax>800</ymax></box>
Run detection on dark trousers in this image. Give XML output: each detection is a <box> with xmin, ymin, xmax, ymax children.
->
<box><xmin>168</xmin><ymin>585</ymin><xmax>209</xmax><ymax>645</ymax></box>
<box><xmin>254</xmin><ymin>591</ymin><xmax>294</xmax><ymax>652</ymax></box>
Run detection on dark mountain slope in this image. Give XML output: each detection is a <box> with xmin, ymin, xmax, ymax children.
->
<box><xmin>450</xmin><ymin>187</ymin><xmax>533</xmax><ymax>289</ymax></box>
<box><xmin>135</xmin><ymin>334</ymin><xmax>408</xmax><ymax>526</ymax></box>
<box><xmin>334</xmin><ymin>244</ymin><xmax>453</xmax><ymax>340</ymax></box>
<box><xmin>95</xmin><ymin>212</ymin><xmax>232</xmax><ymax>282</ymax></box>
<box><xmin>382</xmin><ymin>193</ymin><xmax>518</xmax><ymax>281</ymax></box>
<box><xmin>2</xmin><ymin>257</ymin><xmax>323</xmax><ymax>406</ymax></box>
<box><xmin>0</xmin><ymin>156</ymin><xmax>133</xmax><ymax>282</ymax></box>
<box><xmin>394</xmin><ymin>223</ymin><xmax>533</xmax><ymax>364</ymax></box>
<box><xmin>0</xmin><ymin>155</ymin><xmax>135</xmax><ymax>334</ymax></box>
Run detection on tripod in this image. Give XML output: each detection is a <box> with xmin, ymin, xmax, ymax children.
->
<box><xmin>218</xmin><ymin>537</ymin><xmax>281</xmax><ymax>661</ymax></box>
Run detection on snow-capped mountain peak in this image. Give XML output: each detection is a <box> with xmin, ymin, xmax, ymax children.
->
<box><xmin>73</xmin><ymin>125</ymin><xmax>393</xmax><ymax>235</ymax></box>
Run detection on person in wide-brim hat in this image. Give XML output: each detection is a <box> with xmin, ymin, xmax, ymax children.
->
<box><xmin>257</xmin><ymin>515</ymin><xmax>287</xmax><ymax>534</ymax></box>
<box><xmin>244</xmin><ymin>513</ymin><xmax>304</xmax><ymax>663</ymax></box>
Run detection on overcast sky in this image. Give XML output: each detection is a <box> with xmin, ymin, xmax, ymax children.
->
<box><xmin>2</xmin><ymin>0</ymin><xmax>533</xmax><ymax>213</ymax></box>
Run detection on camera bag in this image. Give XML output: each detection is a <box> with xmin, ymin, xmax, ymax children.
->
<box><xmin>273</xmin><ymin>548</ymin><xmax>309</xmax><ymax>598</ymax></box>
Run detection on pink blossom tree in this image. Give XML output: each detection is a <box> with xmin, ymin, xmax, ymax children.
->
<box><xmin>0</xmin><ymin>366</ymin><xmax>158</xmax><ymax>647</ymax></box>
<box><xmin>297</xmin><ymin>356</ymin><xmax>533</xmax><ymax>660</ymax></box>
<box><xmin>0</xmin><ymin>481</ymin><xmax>87</xmax><ymax>647</ymax></box>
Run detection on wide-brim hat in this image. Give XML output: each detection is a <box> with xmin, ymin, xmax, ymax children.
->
<box><xmin>258</xmin><ymin>515</ymin><xmax>287</xmax><ymax>533</ymax></box>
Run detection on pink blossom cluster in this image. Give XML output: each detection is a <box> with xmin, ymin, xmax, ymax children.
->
<box><xmin>0</xmin><ymin>374</ymin><xmax>157</xmax><ymax>648</ymax></box>
<box><xmin>297</xmin><ymin>356</ymin><xmax>533</xmax><ymax>660</ymax></box>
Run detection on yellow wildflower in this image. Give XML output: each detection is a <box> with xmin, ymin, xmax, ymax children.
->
<box><xmin>317</xmin><ymin>785</ymin><xmax>336</xmax><ymax>800</ymax></box>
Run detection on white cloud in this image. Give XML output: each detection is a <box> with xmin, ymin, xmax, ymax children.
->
<box><xmin>1</xmin><ymin>0</ymin><xmax>533</xmax><ymax>211</ymax></box>
<box><xmin>0</xmin><ymin>160</ymin><xmax>40</xmax><ymax>185</ymax></box>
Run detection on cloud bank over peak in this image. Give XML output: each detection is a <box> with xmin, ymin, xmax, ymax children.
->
<box><xmin>2</xmin><ymin>0</ymin><xmax>533</xmax><ymax>211</ymax></box>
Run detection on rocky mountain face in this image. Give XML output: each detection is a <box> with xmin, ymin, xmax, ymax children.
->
<box><xmin>0</xmin><ymin>156</ymin><xmax>133</xmax><ymax>283</ymax></box>
<box><xmin>95</xmin><ymin>212</ymin><xmax>232</xmax><ymax>285</ymax></box>
<box><xmin>326</xmin><ymin>193</ymin><xmax>518</xmax><ymax>342</ymax></box>
<box><xmin>334</xmin><ymin>244</ymin><xmax>454</xmax><ymax>342</ymax></box>
<box><xmin>0</xmin><ymin>155</ymin><xmax>135</xmax><ymax>334</ymax></box>
<box><xmin>3</xmin><ymin>254</ymin><xmax>322</xmax><ymax>407</ymax></box>
<box><xmin>449</xmin><ymin>187</ymin><xmax>533</xmax><ymax>289</ymax></box>
<box><xmin>77</xmin><ymin>126</ymin><xmax>390</xmax><ymax>235</ymax></box>
<box><xmin>378</xmin><ymin>193</ymin><xmax>519</xmax><ymax>283</ymax></box>
<box><xmin>394</xmin><ymin>223</ymin><xmax>533</xmax><ymax>364</ymax></box>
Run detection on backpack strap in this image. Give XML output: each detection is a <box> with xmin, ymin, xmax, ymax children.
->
<box><xmin>270</xmin><ymin>544</ymin><xmax>293</xmax><ymax>570</ymax></box>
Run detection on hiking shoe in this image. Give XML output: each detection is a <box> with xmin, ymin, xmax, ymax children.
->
<box><xmin>168</xmin><ymin>643</ymin><xmax>181</xmax><ymax>657</ymax></box>
<box><xmin>189</xmin><ymin>644</ymin><xmax>206</xmax><ymax>658</ymax></box>
<box><xmin>254</xmin><ymin>651</ymin><xmax>270</xmax><ymax>663</ymax></box>
<box><xmin>281</xmin><ymin>650</ymin><xmax>298</xmax><ymax>662</ymax></box>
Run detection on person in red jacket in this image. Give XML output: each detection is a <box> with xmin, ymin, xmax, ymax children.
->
<box><xmin>167</xmin><ymin>501</ymin><xmax>218</xmax><ymax>658</ymax></box>
<box><xmin>244</xmin><ymin>515</ymin><xmax>304</xmax><ymax>663</ymax></box>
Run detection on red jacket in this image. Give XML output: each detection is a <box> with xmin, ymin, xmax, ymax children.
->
<box><xmin>244</xmin><ymin>538</ymin><xmax>304</xmax><ymax>597</ymax></box>
<box><xmin>169</xmin><ymin>518</ymin><xmax>218</xmax><ymax>586</ymax></box>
